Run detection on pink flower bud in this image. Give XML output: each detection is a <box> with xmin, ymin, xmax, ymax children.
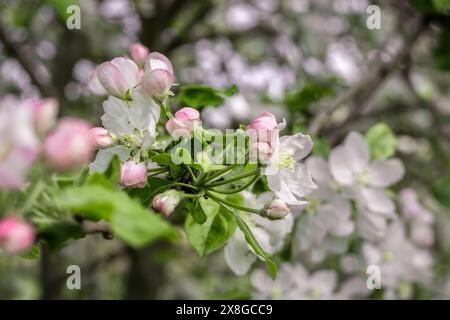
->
<box><xmin>44</xmin><ymin>118</ymin><xmax>95</xmax><ymax>171</ymax></box>
<box><xmin>120</xmin><ymin>161</ymin><xmax>147</xmax><ymax>188</ymax></box>
<box><xmin>152</xmin><ymin>190</ymin><xmax>182</xmax><ymax>216</ymax></box>
<box><xmin>145</xmin><ymin>53</ymin><xmax>174</xmax><ymax>78</ymax></box>
<box><xmin>165</xmin><ymin>107</ymin><xmax>200</xmax><ymax>138</ymax></box>
<box><xmin>31</xmin><ymin>98</ymin><xmax>59</xmax><ymax>136</ymax></box>
<box><xmin>129</xmin><ymin>43</ymin><xmax>150</xmax><ymax>68</ymax></box>
<box><xmin>97</xmin><ymin>57</ymin><xmax>139</xmax><ymax>98</ymax></box>
<box><xmin>247</xmin><ymin>112</ymin><xmax>284</xmax><ymax>144</ymax></box>
<box><xmin>0</xmin><ymin>216</ymin><xmax>35</xmax><ymax>254</ymax></box>
<box><xmin>138</xmin><ymin>69</ymin><xmax>174</xmax><ymax>100</ymax></box>
<box><xmin>247</xmin><ymin>112</ymin><xmax>278</xmax><ymax>131</ymax></box>
<box><xmin>90</xmin><ymin>127</ymin><xmax>115</xmax><ymax>149</ymax></box>
<box><xmin>266</xmin><ymin>199</ymin><xmax>291</xmax><ymax>219</ymax></box>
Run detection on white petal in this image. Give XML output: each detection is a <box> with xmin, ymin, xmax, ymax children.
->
<box><xmin>89</xmin><ymin>146</ymin><xmax>130</xmax><ymax>173</ymax></box>
<box><xmin>329</xmin><ymin>145</ymin><xmax>355</xmax><ymax>186</ymax></box>
<box><xmin>367</xmin><ymin>158</ymin><xmax>405</xmax><ymax>187</ymax></box>
<box><xmin>280</xmin><ymin>133</ymin><xmax>313</xmax><ymax>161</ymax></box>
<box><xmin>360</xmin><ymin>188</ymin><xmax>395</xmax><ymax>214</ymax></box>
<box><xmin>101</xmin><ymin>96</ymin><xmax>132</xmax><ymax>137</ymax></box>
<box><xmin>306</xmin><ymin>156</ymin><xmax>332</xmax><ymax>185</ymax></box>
<box><xmin>344</xmin><ymin>132</ymin><xmax>370</xmax><ymax>174</ymax></box>
<box><xmin>224</xmin><ymin>231</ymin><xmax>256</xmax><ymax>276</ymax></box>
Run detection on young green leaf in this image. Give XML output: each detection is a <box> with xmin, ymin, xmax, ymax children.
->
<box><xmin>365</xmin><ymin>123</ymin><xmax>397</xmax><ymax>160</ymax></box>
<box><xmin>185</xmin><ymin>197</ymin><xmax>237</xmax><ymax>256</ymax></box>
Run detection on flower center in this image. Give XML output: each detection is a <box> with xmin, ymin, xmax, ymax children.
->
<box><xmin>356</xmin><ymin>170</ymin><xmax>371</xmax><ymax>186</ymax></box>
<box><xmin>382</xmin><ymin>250</ymin><xmax>394</xmax><ymax>263</ymax></box>
<box><xmin>305</xmin><ymin>198</ymin><xmax>322</xmax><ymax>214</ymax></box>
<box><xmin>278</xmin><ymin>151</ymin><xmax>295</xmax><ymax>171</ymax></box>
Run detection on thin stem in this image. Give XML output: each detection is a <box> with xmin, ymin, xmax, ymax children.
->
<box><xmin>199</xmin><ymin>164</ymin><xmax>240</xmax><ymax>186</ymax></box>
<box><xmin>172</xmin><ymin>182</ymin><xmax>199</xmax><ymax>191</ymax></box>
<box><xmin>185</xmin><ymin>165</ymin><xmax>197</xmax><ymax>183</ymax></box>
<box><xmin>206</xmin><ymin>191</ymin><xmax>261</xmax><ymax>214</ymax></box>
<box><xmin>210</xmin><ymin>174</ymin><xmax>260</xmax><ymax>194</ymax></box>
<box><xmin>204</xmin><ymin>169</ymin><xmax>260</xmax><ymax>188</ymax></box>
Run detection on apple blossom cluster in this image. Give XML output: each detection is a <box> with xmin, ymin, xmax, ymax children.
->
<box><xmin>0</xmin><ymin>42</ymin><xmax>438</xmax><ymax>299</ymax></box>
<box><xmin>247</xmin><ymin>132</ymin><xmax>435</xmax><ymax>299</ymax></box>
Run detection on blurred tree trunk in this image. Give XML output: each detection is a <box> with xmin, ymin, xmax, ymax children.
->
<box><xmin>40</xmin><ymin>245</ymin><xmax>63</xmax><ymax>299</ymax></box>
<box><xmin>124</xmin><ymin>243</ymin><xmax>166</xmax><ymax>299</ymax></box>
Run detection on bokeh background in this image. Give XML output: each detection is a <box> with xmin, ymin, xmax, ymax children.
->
<box><xmin>1</xmin><ymin>0</ymin><xmax>450</xmax><ymax>299</ymax></box>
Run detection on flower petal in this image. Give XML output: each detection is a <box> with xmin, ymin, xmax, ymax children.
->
<box><xmin>280</xmin><ymin>133</ymin><xmax>313</xmax><ymax>161</ymax></box>
<box><xmin>367</xmin><ymin>158</ymin><xmax>405</xmax><ymax>187</ymax></box>
<box><xmin>344</xmin><ymin>132</ymin><xmax>370</xmax><ymax>174</ymax></box>
<box><xmin>329</xmin><ymin>145</ymin><xmax>355</xmax><ymax>185</ymax></box>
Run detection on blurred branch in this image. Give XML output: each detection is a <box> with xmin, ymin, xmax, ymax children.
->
<box><xmin>309</xmin><ymin>17</ymin><xmax>426</xmax><ymax>139</ymax></box>
<box><xmin>0</xmin><ymin>24</ymin><xmax>57</xmax><ymax>97</ymax></box>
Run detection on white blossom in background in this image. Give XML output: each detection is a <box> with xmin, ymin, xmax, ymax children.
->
<box><xmin>329</xmin><ymin>132</ymin><xmax>404</xmax><ymax>241</ymax></box>
<box><xmin>0</xmin><ymin>96</ymin><xmax>39</xmax><ymax>189</ymax></box>
<box><xmin>294</xmin><ymin>156</ymin><xmax>354</xmax><ymax>263</ymax></box>
<box><xmin>362</xmin><ymin>220</ymin><xmax>433</xmax><ymax>299</ymax></box>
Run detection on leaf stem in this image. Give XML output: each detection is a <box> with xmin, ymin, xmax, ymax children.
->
<box><xmin>210</xmin><ymin>174</ymin><xmax>260</xmax><ymax>194</ymax></box>
<box><xmin>204</xmin><ymin>169</ymin><xmax>260</xmax><ymax>188</ymax></box>
<box><xmin>205</xmin><ymin>191</ymin><xmax>260</xmax><ymax>214</ymax></box>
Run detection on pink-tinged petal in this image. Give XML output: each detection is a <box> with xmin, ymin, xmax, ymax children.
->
<box><xmin>44</xmin><ymin>118</ymin><xmax>95</xmax><ymax>171</ymax></box>
<box><xmin>120</xmin><ymin>161</ymin><xmax>147</xmax><ymax>188</ymax></box>
<box><xmin>138</xmin><ymin>69</ymin><xmax>174</xmax><ymax>99</ymax></box>
<box><xmin>87</xmin><ymin>68</ymin><xmax>108</xmax><ymax>96</ymax></box>
<box><xmin>31</xmin><ymin>98</ymin><xmax>59</xmax><ymax>135</ymax></box>
<box><xmin>90</xmin><ymin>127</ymin><xmax>115</xmax><ymax>149</ymax></box>
<box><xmin>110</xmin><ymin>57</ymin><xmax>140</xmax><ymax>88</ymax></box>
<box><xmin>329</xmin><ymin>145</ymin><xmax>355</xmax><ymax>186</ymax></box>
<box><xmin>344</xmin><ymin>132</ymin><xmax>370</xmax><ymax>174</ymax></box>
<box><xmin>174</xmin><ymin>107</ymin><xmax>200</xmax><ymax>121</ymax></box>
<box><xmin>145</xmin><ymin>52</ymin><xmax>174</xmax><ymax>77</ymax></box>
<box><xmin>129</xmin><ymin>43</ymin><xmax>150</xmax><ymax>67</ymax></box>
<box><xmin>0</xmin><ymin>216</ymin><xmax>35</xmax><ymax>254</ymax></box>
<box><xmin>97</xmin><ymin>62</ymin><xmax>129</xmax><ymax>97</ymax></box>
<box><xmin>367</xmin><ymin>158</ymin><xmax>405</xmax><ymax>188</ymax></box>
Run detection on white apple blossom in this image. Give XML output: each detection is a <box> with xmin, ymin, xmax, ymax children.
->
<box><xmin>263</xmin><ymin>133</ymin><xmax>317</xmax><ymax>207</ymax></box>
<box><xmin>361</xmin><ymin>219</ymin><xmax>433</xmax><ymax>298</ymax></box>
<box><xmin>90</xmin><ymin>91</ymin><xmax>160</xmax><ymax>173</ymax></box>
<box><xmin>329</xmin><ymin>132</ymin><xmax>405</xmax><ymax>241</ymax></box>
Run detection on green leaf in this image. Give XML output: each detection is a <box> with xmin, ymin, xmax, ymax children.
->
<box><xmin>20</xmin><ymin>245</ymin><xmax>41</xmax><ymax>260</ymax></box>
<box><xmin>432</xmin><ymin>178</ymin><xmax>450</xmax><ymax>208</ymax></box>
<box><xmin>284</xmin><ymin>84</ymin><xmax>333</xmax><ymax>113</ymax></box>
<box><xmin>57</xmin><ymin>186</ymin><xmax>178</xmax><ymax>248</ymax></box>
<box><xmin>312</xmin><ymin>137</ymin><xmax>331</xmax><ymax>158</ymax></box>
<box><xmin>110</xmin><ymin>204</ymin><xmax>178</xmax><ymax>248</ymax></box>
<box><xmin>365</xmin><ymin>123</ymin><xmax>397</xmax><ymax>160</ymax></box>
<box><xmin>433</xmin><ymin>0</ymin><xmax>450</xmax><ymax>12</ymax></box>
<box><xmin>38</xmin><ymin>222</ymin><xmax>85</xmax><ymax>250</ymax></box>
<box><xmin>185</xmin><ymin>197</ymin><xmax>237</xmax><ymax>256</ymax></box>
<box><xmin>151</xmin><ymin>153</ymin><xmax>172</xmax><ymax>166</ymax></box>
<box><xmin>46</xmin><ymin>0</ymin><xmax>79</xmax><ymax>21</ymax></box>
<box><xmin>186</xmin><ymin>199</ymin><xmax>207</xmax><ymax>224</ymax></box>
<box><xmin>179</xmin><ymin>85</ymin><xmax>238</xmax><ymax>110</ymax></box>
<box><xmin>85</xmin><ymin>173</ymin><xmax>114</xmax><ymax>190</ymax></box>
<box><xmin>228</xmin><ymin>208</ymin><xmax>278</xmax><ymax>279</ymax></box>
<box><xmin>104</xmin><ymin>155</ymin><xmax>121</xmax><ymax>186</ymax></box>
